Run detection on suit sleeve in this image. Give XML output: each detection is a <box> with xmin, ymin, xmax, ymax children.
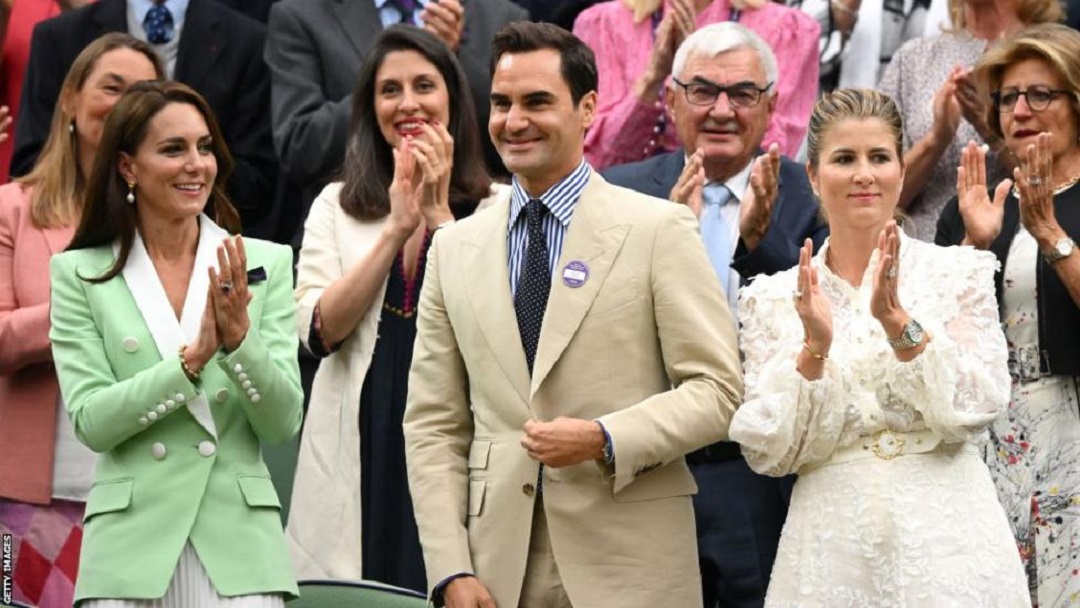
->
<box><xmin>265</xmin><ymin>2</ymin><xmax>351</xmax><ymax>188</ymax></box>
<box><xmin>402</xmin><ymin>233</ymin><xmax>477</xmax><ymax>590</ymax></box>
<box><xmin>0</xmin><ymin>195</ymin><xmax>51</xmax><ymax>374</ymax></box>
<box><xmin>10</xmin><ymin>20</ymin><xmax>65</xmax><ymax>177</ymax></box>
<box><xmin>49</xmin><ymin>254</ymin><xmax>201</xmax><ymax>453</ymax></box>
<box><xmin>598</xmin><ymin>206</ymin><xmax>745</xmax><ymax>493</ymax></box>
<box><xmin>214</xmin><ymin>244</ymin><xmax>304</xmax><ymax>445</ymax></box>
<box><xmin>217</xmin><ymin>19</ymin><xmax>278</xmax><ymax>217</ymax></box>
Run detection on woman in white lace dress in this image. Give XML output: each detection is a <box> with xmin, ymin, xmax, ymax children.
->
<box><xmin>729</xmin><ymin>88</ymin><xmax>1030</xmax><ymax>607</ymax></box>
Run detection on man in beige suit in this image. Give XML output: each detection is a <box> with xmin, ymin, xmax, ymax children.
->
<box><xmin>404</xmin><ymin>22</ymin><xmax>744</xmax><ymax>608</ymax></box>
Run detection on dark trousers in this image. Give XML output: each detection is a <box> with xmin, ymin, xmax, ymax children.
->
<box><xmin>690</xmin><ymin>457</ymin><xmax>794</xmax><ymax>608</ymax></box>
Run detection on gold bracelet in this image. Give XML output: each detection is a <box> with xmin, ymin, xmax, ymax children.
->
<box><xmin>802</xmin><ymin>341</ymin><xmax>828</xmax><ymax>361</ymax></box>
<box><xmin>179</xmin><ymin>344</ymin><xmax>202</xmax><ymax>381</ymax></box>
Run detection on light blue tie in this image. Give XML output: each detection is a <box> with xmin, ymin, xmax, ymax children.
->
<box><xmin>700</xmin><ymin>183</ymin><xmax>732</xmax><ymax>288</ymax></box>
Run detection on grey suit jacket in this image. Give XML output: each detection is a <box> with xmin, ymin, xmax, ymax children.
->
<box><xmin>264</xmin><ymin>0</ymin><xmax>528</xmax><ymax>242</ymax></box>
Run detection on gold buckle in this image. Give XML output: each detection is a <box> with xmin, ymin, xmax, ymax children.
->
<box><xmin>869</xmin><ymin>429</ymin><xmax>906</xmax><ymax>460</ymax></box>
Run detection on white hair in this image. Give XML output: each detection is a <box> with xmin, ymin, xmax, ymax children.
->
<box><xmin>671</xmin><ymin>22</ymin><xmax>778</xmax><ymax>94</ymax></box>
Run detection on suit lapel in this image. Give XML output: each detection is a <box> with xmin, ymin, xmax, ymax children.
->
<box><xmin>332</xmin><ymin>0</ymin><xmax>382</xmax><ymax>61</ymax></box>
<box><xmin>117</xmin><ymin>216</ymin><xmax>227</xmax><ymax>439</ymax></box>
<box><xmin>175</xmin><ymin>0</ymin><xmax>221</xmax><ymax>88</ymax></box>
<box><xmin>530</xmin><ymin>175</ymin><xmax>630</xmax><ymax>396</ymax></box>
<box><xmin>463</xmin><ymin>194</ymin><xmax>531</xmax><ymax>407</ymax></box>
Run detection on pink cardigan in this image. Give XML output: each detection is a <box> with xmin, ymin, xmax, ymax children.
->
<box><xmin>0</xmin><ymin>183</ymin><xmax>75</xmax><ymax>505</ymax></box>
<box><xmin>575</xmin><ymin>0</ymin><xmax>820</xmax><ymax>170</ymax></box>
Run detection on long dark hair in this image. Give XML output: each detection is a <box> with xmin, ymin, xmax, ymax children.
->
<box><xmin>338</xmin><ymin>25</ymin><xmax>491</xmax><ymax>221</ymax></box>
<box><xmin>68</xmin><ymin>81</ymin><xmax>241</xmax><ymax>282</ymax></box>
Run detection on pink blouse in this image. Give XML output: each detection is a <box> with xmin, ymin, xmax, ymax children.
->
<box><xmin>575</xmin><ymin>0</ymin><xmax>820</xmax><ymax>170</ymax></box>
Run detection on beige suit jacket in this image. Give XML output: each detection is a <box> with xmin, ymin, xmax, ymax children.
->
<box><xmin>404</xmin><ymin>173</ymin><xmax>744</xmax><ymax>608</ymax></box>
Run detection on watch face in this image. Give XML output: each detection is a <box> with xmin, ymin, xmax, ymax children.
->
<box><xmin>905</xmin><ymin>320</ymin><xmax>924</xmax><ymax>344</ymax></box>
<box><xmin>1057</xmin><ymin>239</ymin><xmax>1074</xmax><ymax>257</ymax></box>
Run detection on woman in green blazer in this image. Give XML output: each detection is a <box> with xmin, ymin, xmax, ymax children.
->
<box><xmin>48</xmin><ymin>81</ymin><xmax>302</xmax><ymax>607</ymax></box>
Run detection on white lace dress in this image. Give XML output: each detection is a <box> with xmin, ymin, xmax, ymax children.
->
<box><xmin>730</xmin><ymin>236</ymin><xmax>1031</xmax><ymax>607</ymax></box>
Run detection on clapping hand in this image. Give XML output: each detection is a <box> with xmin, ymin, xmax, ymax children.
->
<box><xmin>209</xmin><ymin>236</ymin><xmax>252</xmax><ymax>353</ymax></box>
<box><xmin>869</xmin><ymin>221</ymin><xmax>907</xmax><ymax>327</ymax></box>
<box><xmin>953</xmin><ymin>68</ymin><xmax>992</xmax><ymax>139</ymax></box>
<box><xmin>408</xmin><ymin>121</ymin><xmax>456</xmax><ymax>229</ymax></box>
<box><xmin>931</xmin><ymin>68</ymin><xmax>962</xmax><ymax>144</ymax></box>
<box><xmin>669</xmin><ymin>149</ymin><xmax>705</xmax><ymax>218</ymax></box>
<box><xmin>642</xmin><ymin>0</ymin><xmax>695</xmax><ymax>89</ymax></box>
<box><xmin>740</xmin><ymin>143</ymin><xmax>781</xmax><ymax>252</ymax></box>
<box><xmin>388</xmin><ymin>138</ymin><xmax>424</xmax><ymax>241</ymax></box>
<box><xmin>421</xmin><ymin>0</ymin><xmax>464</xmax><ymax>52</ymax></box>
<box><xmin>793</xmin><ymin>238</ymin><xmax>831</xmax><ymax>357</ymax></box>
<box><xmin>1014</xmin><ymin>133</ymin><xmax>1063</xmax><ymax>242</ymax></box>
<box><xmin>956</xmin><ymin>140</ymin><xmax>1010</xmax><ymax>249</ymax></box>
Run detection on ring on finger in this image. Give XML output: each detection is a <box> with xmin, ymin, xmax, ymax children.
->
<box><xmin>886</xmin><ymin>265</ymin><xmax>897</xmax><ymax>280</ymax></box>
<box><xmin>220</xmin><ymin>280</ymin><xmax>233</xmax><ymax>294</ymax></box>
<box><xmin>792</xmin><ymin>289</ymin><xmax>804</xmax><ymax>300</ymax></box>
<box><xmin>1028</xmin><ymin>176</ymin><xmax>1043</xmax><ymax>186</ymax></box>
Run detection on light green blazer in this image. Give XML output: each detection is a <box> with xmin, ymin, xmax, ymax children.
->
<box><xmin>49</xmin><ymin>217</ymin><xmax>302</xmax><ymax>603</ymax></box>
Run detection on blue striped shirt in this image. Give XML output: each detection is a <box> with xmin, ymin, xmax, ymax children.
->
<box><xmin>507</xmin><ymin>160</ymin><xmax>592</xmax><ymax>297</ymax></box>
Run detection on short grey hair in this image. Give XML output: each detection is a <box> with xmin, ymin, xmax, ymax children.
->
<box><xmin>671</xmin><ymin>22</ymin><xmax>778</xmax><ymax>94</ymax></box>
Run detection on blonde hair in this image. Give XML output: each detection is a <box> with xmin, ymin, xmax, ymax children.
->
<box><xmin>15</xmin><ymin>33</ymin><xmax>164</xmax><ymax>229</ymax></box>
<box><xmin>975</xmin><ymin>23</ymin><xmax>1080</xmax><ymax>140</ymax></box>
<box><xmin>806</xmin><ymin>89</ymin><xmax>904</xmax><ymax>169</ymax></box>
<box><xmin>946</xmin><ymin>0</ymin><xmax>1061</xmax><ymax>33</ymax></box>
<box><xmin>621</xmin><ymin>0</ymin><xmax>764</xmax><ymax>24</ymax></box>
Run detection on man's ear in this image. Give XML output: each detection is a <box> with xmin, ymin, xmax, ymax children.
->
<box><xmin>664</xmin><ymin>83</ymin><xmax>677</xmax><ymax>124</ymax></box>
<box><xmin>117</xmin><ymin>152</ymin><xmax>136</xmax><ymax>185</ymax></box>
<box><xmin>766</xmin><ymin>90</ymin><xmax>778</xmax><ymax>117</ymax></box>
<box><xmin>579</xmin><ymin>90</ymin><xmax>598</xmax><ymax>129</ymax></box>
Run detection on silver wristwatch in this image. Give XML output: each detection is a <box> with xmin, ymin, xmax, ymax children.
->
<box><xmin>1042</xmin><ymin>237</ymin><xmax>1076</xmax><ymax>264</ymax></box>
<box><xmin>887</xmin><ymin>318</ymin><xmax>925</xmax><ymax>350</ymax></box>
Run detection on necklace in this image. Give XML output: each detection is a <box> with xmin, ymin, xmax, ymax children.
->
<box><xmin>1011</xmin><ymin>174</ymin><xmax>1080</xmax><ymax>199</ymax></box>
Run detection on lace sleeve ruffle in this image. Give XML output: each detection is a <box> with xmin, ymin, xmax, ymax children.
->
<box><xmin>730</xmin><ymin>273</ymin><xmax>861</xmax><ymax>476</ymax></box>
<box><xmin>882</xmin><ymin>248</ymin><xmax>1009</xmax><ymax>442</ymax></box>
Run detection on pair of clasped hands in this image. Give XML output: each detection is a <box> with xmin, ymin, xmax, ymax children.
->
<box><xmin>182</xmin><ymin>236</ymin><xmax>253</xmax><ymax>378</ymax></box>
<box><xmin>386</xmin><ymin>121</ymin><xmax>456</xmax><ymax>240</ymax></box>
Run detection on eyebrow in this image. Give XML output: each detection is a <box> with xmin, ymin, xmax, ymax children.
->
<box><xmin>101</xmin><ymin>72</ymin><xmax>128</xmax><ymax>84</ymax></box>
<box><xmin>688</xmin><ymin>76</ymin><xmax>759</xmax><ymax>88</ymax></box>
<box><xmin>155</xmin><ymin>135</ymin><xmax>212</xmax><ymax>146</ymax></box>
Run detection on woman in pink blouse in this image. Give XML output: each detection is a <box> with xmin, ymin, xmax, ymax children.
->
<box><xmin>575</xmin><ymin>0</ymin><xmax>820</xmax><ymax>170</ymax></box>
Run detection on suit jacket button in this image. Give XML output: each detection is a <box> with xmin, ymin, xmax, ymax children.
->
<box><xmin>522</xmin><ymin>483</ymin><xmax>535</xmax><ymax>497</ymax></box>
<box><xmin>215</xmin><ymin>388</ymin><xmax>229</xmax><ymax>403</ymax></box>
<box><xmin>147</xmin><ymin>411</ymin><xmax>158</xmax><ymax>422</ymax></box>
<box><xmin>198</xmin><ymin>441</ymin><xmax>216</xmax><ymax>457</ymax></box>
<box><xmin>241</xmin><ymin>380</ymin><xmax>252</xmax><ymax>390</ymax></box>
<box><xmin>156</xmin><ymin>404</ymin><xmax>167</xmax><ymax>415</ymax></box>
<box><xmin>122</xmin><ymin>337</ymin><xmax>139</xmax><ymax>353</ymax></box>
<box><xmin>238</xmin><ymin>372</ymin><xmax>248</xmax><ymax>382</ymax></box>
<box><xmin>175</xmin><ymin>393</ymin><xmax>186</xmax><ymax>403</ymax></box>
<box><xmin>139</xmin><ymin>416</ymin><xmax>149</xmax><ymax>426</ymax></box>
<box><xmin>233</xmin><ymin>363</ymin><xmax>243</xmax><ymax>373</ymax></box>
<box><xmin>165</xmin><ymin>399</ymin><xmax>176</xmax><ymax>410</ymax></box>
<box><xmin>250</xmin><ymin>393</ymin><xmax>261</xmax><ymax>403</ymax></box>
<box><xmin>151</xmin><ymin>442</ymin><xmax>167</xmax><ymax>460</ymax></box>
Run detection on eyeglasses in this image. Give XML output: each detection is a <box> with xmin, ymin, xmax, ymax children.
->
<box><xmin>672</xmin><ymin>77</ymin><xmax>773</xmax><ymax>108</ymax></box>
<box><xmin>992</xmin><ymin>86</ymin><xmax>1072</xmax><ymax>113</ymax></box>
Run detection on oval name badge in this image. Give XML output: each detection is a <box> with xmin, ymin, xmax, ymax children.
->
<box><xmin>562</xmin><ymin>260</ymin><xmax>589</xmax><ymax>288</ymax></box>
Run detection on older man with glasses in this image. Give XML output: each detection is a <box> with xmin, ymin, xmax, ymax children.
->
<box><xmin>603</xmin><ymin>21</ymin><xmax>828</xmax><ymax>608</ymax></box>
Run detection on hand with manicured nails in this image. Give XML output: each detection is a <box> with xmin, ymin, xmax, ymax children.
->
<box><xmin>210</xmin><ymin>236</ymin><xmax>253</xmax><ymax>352</ymax></box>
<box><xmin>957</xmin><ymin>140</ymin><xmax>1010</xmax><ymax>249</ymax></box>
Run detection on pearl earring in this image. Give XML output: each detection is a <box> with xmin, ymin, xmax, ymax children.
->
<box><xmin>69</xmin><ymin>121</ymin><xmax>75</xmax><ymax>134</ymax></box>
<box><xmin>126</xmin><ymin>181</ymin><xmax>136</xmax><ymax>204</ymax></box>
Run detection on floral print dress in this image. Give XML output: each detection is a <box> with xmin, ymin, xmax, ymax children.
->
<box><xmin>988</xmin><ymin>225</ymin><xmax>1080</xmax><ymax>608</ymax></box>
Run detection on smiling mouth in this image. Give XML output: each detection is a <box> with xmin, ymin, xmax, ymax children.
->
<box><xmin>1012</xmin><ymin>129</ymin><xmax>1042</xmax><ymax>138</ymax></box>
<box><xmin>174</xmin><ymin>184</ymin><xmax>205</xmax><ymax>193</ymax></box>
<box><xmin>395</xmin><ymin>119</ymin><xmax>429</xmax><ymax>135</ymax></box>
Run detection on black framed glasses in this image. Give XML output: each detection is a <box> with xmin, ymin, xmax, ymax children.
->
<box><xmin>992</xmin><ymin>86</ymin><xmax>1072</xmax><ymax>113</ymax></box>
<box><xmin>672</xmin><ymin>77</ymin><xmax>773</xmax><ymax>108</ymax></box>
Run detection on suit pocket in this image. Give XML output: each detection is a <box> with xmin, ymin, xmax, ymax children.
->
<box><xmin>238</xmin><ymin>475</ymin><xmax>282</xmax><ymax>510</ymax></box>
<box><xmin>468</xmin><ymin>440</ymin><xmax>492</xmax><ymax>470</ymax></box>
<box><xmin>612</xmin><ymin>463</ymin><xmax>698</xmax><ymax>503</ymax></box>
<box><xmin>468</xmin><ymin>479</ymin><xmax>486</xmax><ymax>517</ymax></box>
<box><xmin>84</xmin><ymin>479</ymin><xmax>134</xmax><ymax>522</ymax></box>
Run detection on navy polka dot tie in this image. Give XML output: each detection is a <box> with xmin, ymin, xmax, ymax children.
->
<box><xmin>391</xmin><ymin>0</ymin><xmax>418</xmax><ymax>24</ymax></box>
<box><xmin>514</xmin><ymin>199</ymin><xmax>551</xmax><ymax>374</ymax></box>
<box><xmin>144</xmin><ymin>0</ymin><xmax>174</xmax><ymax>44</ymax></box>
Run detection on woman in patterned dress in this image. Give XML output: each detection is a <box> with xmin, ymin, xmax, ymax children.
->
<box><xmin>937</xmin><ymin>23</ymin><xmax>1080</xmax><ymax>607</ymax></box>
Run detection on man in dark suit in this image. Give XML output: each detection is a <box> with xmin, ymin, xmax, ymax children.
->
<box><xmin>10</xmin><ymin>0</ymin><xmax>277</xmax><ymax>238</ymax></box>
<box><xmin>603</xmin><ymin>22</ymin><xmax>826</xmax><ymax>608</ymax></box>
<box><xmin>264</xmin><ymin>0</ymin><xmax>528</xmax><ymax>246</ymax></box>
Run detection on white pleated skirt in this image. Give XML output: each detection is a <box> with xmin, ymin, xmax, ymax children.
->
<box><xmin>80</xmin><ymin>543</ymin><xmax>285</xmax><ymax>608</ymax></box>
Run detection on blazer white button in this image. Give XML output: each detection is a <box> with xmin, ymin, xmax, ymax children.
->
<box><xmin>250</xmin><ymin>393</ymin><xmax>261</xmax><ymax>403</ymax></box>
<box><xmin>215</xmin><ymin>388</ymin><xmax>229</xmax><ymax>403</ymax></box>
<box><xmin>198</xmin><ymin>441</ymin><xmax>216</xmax><ymax>457</ymax></box>
<box><xmin>122</xmin><ymin>337</ymin><xmax>139</xmax><ymax>353</ymax></box>
<box><xmin>241</xmin><ymin>380</ymin><xmax>252</xmax><ymax>389</ymax></box>
<box><xmin>175</xmin><ymin>393</ymin><xmax>185</xmax><ymax>402</ymax></box>
<box><xmin>238</xmin><ymin>372</ymin><xmax>249</xmax><ymax>381</ymax></box>
<box><xmin>139</xmin><ymin>416</ymin><xmax>149</xmax><ymax>426</ymax></box>
<box><xmin>247</xmin><ymin>388</ymin><xmax>257</xmax><ymax>396</ymax></box>
<box><xmin>233</xmin><ymin>364</ymin><xmax>243</xmax><ymax>373</ymax></box>
<box><xmin>147</xmin><ymin>411</ymin><xmax>158</xmax><ymax>422</ymax></box>
<box><xmin>156</xmin><ymin>404</ymin><xmax>167</xmax><ymax>415</ymax></box>
<box><xmin>165</xmin><ymin>399</ymin><xmax>176</xmax><ymax>408</ymax></box>
<box><xmin>151</xmin><ymin>442</ymin><xmax>167</xmax><ymax>460</ymax></box>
